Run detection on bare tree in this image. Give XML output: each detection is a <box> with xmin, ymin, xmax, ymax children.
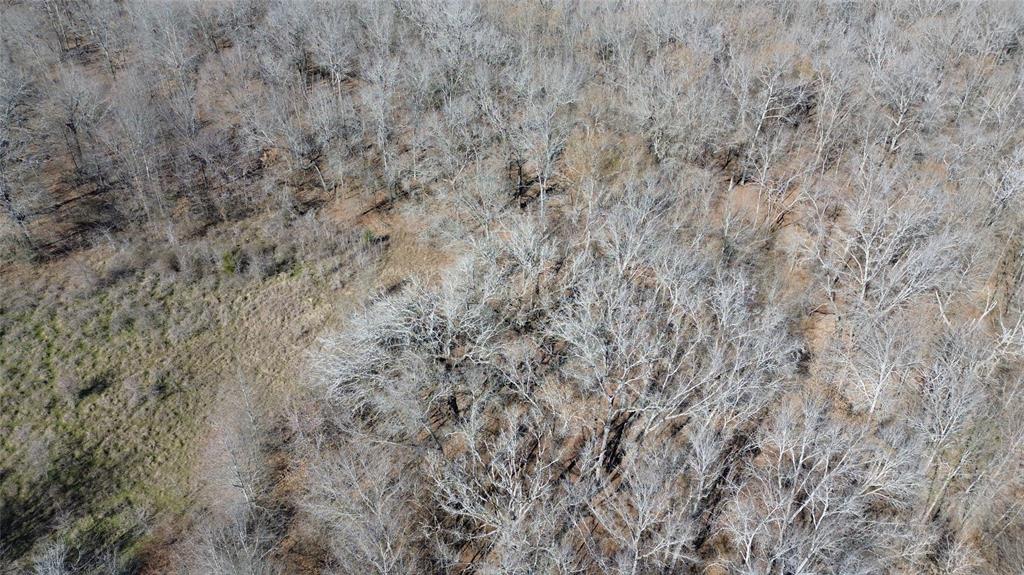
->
<box><xmin>585</xmin><ymin>445</ymin><xmax>694</xmax><ymax>575</ymax></box>
<box><xmin>50</xmin><ymin>64</ymin><xmax>108</xmax><ymax>179</ymax></box>
<box><xmin>724</xmin><ymin>398</ymin><xmax>921</xmax><ymax>575</ymax></box>
<box><xmin>305</xmin><ymin>441</ymin><xmax>419</xmax><ymax>574</ymax></box>
<box><xmin>0</xmin><ymin>64</ymin><xmax>35</xmax><ymax>251</ymax></box>
<box><xmin>179</xmin><ymin>377</ymin><xmax>280</xmax><ymax>575</ymax></box>
<box><xmin>811</xmin><ymin>159</ymin><xmax>972</xmax><ymax>317</ymax></box>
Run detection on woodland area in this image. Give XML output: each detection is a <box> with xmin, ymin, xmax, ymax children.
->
<box><xmin>2</xmin><ymin>0</ymin><xmax>1024</xmax><ymax>574</ymax></box>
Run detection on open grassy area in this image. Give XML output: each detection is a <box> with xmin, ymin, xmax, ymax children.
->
<box><xmin>0</xmin><ymin>213</ymin><xmax>386</xmax><ymax>569</ymax></box>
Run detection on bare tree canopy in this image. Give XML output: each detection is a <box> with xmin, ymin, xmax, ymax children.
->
<box><xmin>1</xmin><ymin>1</ymin><xmax>1023</xmax><ymax>574</ymax></box>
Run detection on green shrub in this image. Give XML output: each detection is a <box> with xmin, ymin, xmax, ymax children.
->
<box><xmin>221</xmin><ymin>249</ymin><xmax>240</xmax><ymax>275</ymax></box>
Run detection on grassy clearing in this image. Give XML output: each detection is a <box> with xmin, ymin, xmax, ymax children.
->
<box><xmin>0</xmin><ymin>212</ymin><xmax>385</xmax><ymax>569</ymax></box>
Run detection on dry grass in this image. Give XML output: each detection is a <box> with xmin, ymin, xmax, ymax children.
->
<box><xmin>0</xmin><ymin>209</ymin><xmax>386</xmax><ymax>568</ymax></box>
